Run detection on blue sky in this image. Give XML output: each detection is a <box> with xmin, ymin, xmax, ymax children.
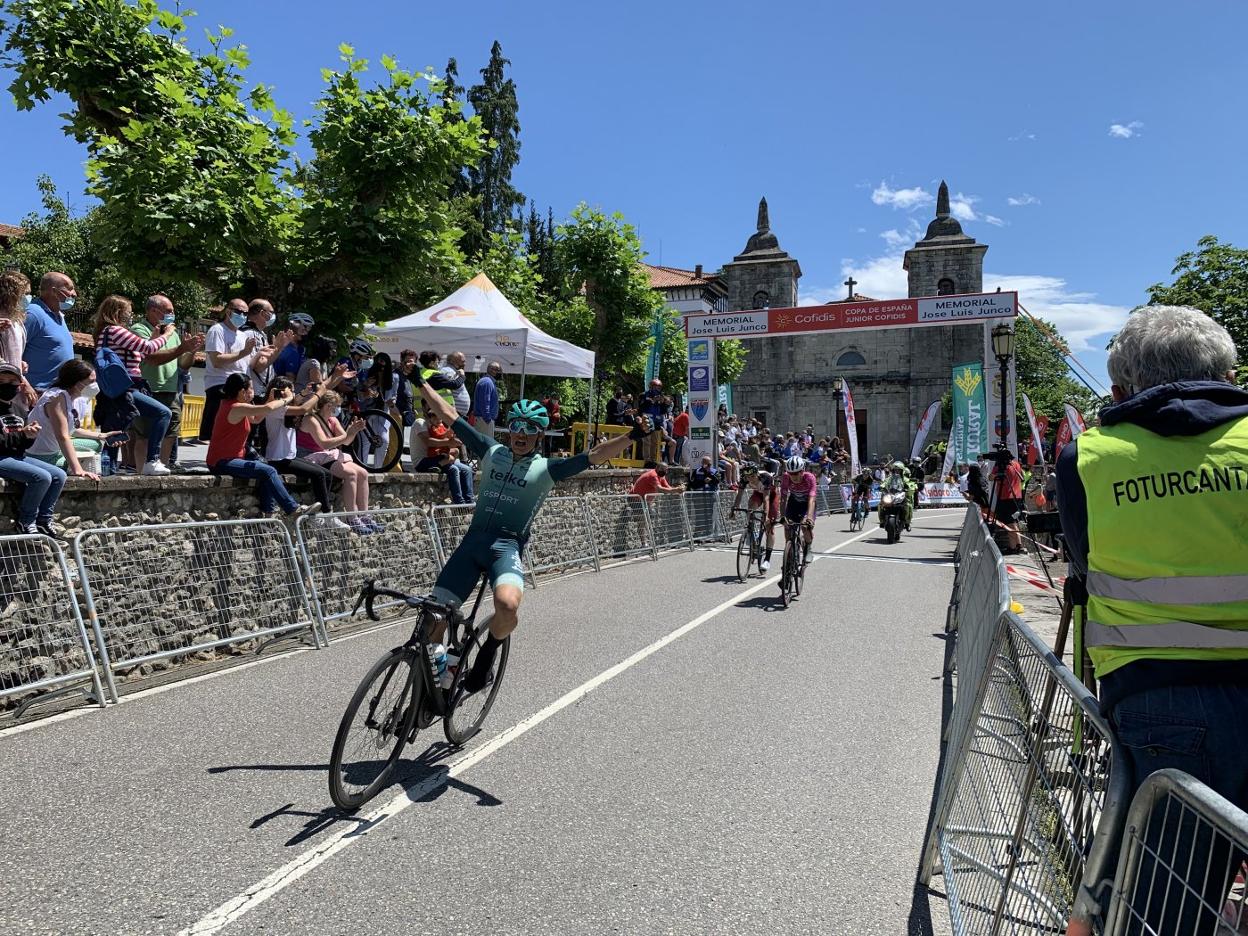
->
<box><xmin>3</xmin><ymin>0</ymin><xmax>1247</xmax><ymax>389</ymax></box>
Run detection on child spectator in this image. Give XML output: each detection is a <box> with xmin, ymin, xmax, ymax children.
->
<box><xmin>205</xmin><ymin>373</ymin><xmax>317</xmax><ymax>520</ymax></box>
<box><xmin>28</xmin><ymin>359</ymin><xmax>114</xmax><ymax>477</ymax></box>
<box><xmin>302</xmin><ymin>390</ymin><xmax>377</xmax><ymax>534</ymax></box>
<box><xmin>439</xmin><ymin>445</ymin><xmax>474</xmax><ymax>504</ymax></box>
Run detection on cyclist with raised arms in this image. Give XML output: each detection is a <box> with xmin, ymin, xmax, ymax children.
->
<box><xmin>851</xmin><ymin>465</ymin><xmax>874</xmax><ymax>514</ymax></box>
<box><xmin>731</xmin><ymin>461</ymin><xmax>780</xmax><ymax>571</ymax></box>
<box><xmin>780</xmin><ymin>454</ymin><xmax>817</xmax><ymax>565</ymax></box>
<box><xmin>416</xmin><ymin>375</ymin><xmax>654</xmax><ymax>694</ymax></box>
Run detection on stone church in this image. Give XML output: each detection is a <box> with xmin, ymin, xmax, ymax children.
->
<box><xmin>721</xmin><ymin>182</ymin><xmax>988</xmax><ymax>460</ymax></box>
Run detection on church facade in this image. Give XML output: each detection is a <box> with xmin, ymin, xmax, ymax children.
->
<box><xmin>724</xmin><ymin>183</ymin><xmax>988</xmax><ymax>460</ymax></box>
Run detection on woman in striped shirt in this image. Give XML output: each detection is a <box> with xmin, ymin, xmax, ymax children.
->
<box><xmin>92</xmin><ymin>294</ymin><xmax>174</xmax><ymax>475</ymax></box>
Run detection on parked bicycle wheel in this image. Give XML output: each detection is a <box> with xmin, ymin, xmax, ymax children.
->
<box><xmin>348</xmin><ymin>408</ymin><xmax>404</xmax><ymax>473</ymax></box>
<box><xmin>444</xmin><ymin>616</ymin><xmax>510</xmax><ymax>747</ymax></box>
<box><xmin>329</xmin><ymin>647</ymin><xmax>420</xmax><ymax>811</ymax></box>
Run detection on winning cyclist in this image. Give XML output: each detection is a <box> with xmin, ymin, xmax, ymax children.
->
<box><xmin>851</xmin><ymin>465</ymin><xmax>874</xmax><ymax>515</ymax></box>
<box><xmin>416</xmin><ymin>376</ymin><xmax>654</xmax><ymax>694</ymax></box>
<box><xmin>780</xmin><ymin>454</ymin><xmax>817</xmax><ymax>566</ymax></box>
<box><xmin>731</xmin><ymin>461</ymin><xmax>780</xmax><ymax>571</ymax></box>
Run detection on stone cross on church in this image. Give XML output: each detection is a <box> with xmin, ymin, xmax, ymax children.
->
<box><xmin>723</xmin><ymin>181</ymin><xmax>988</xmax><ymax>459</ymax></box>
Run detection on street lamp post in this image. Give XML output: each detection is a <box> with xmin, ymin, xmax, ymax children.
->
<box><xmin>832</xmin><ymin>375</ymin><xmax>845</xmax><ymax>446</ymax></box>
<box><xmin>991</xmin><ymin>322</ymin><xmax>1016</xmax><ymax>452</ymax></box>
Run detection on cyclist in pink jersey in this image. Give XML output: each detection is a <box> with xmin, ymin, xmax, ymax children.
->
<box><xmin>779</xmin><ymin>454</ymin><xmax>817</xmax><ymax>563</ymax></box>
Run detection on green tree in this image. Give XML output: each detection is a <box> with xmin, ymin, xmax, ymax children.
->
<box><xmin>1014</xmin><ymin>315</ymin><xmax>1103</xmax><ymax>432</ymax></box>
<box><xmin>1</xmin><ymin>0</ymin><xmax>482</xmax><ymax>337</ymax></box>
<box><xmin>1147</xmin><ymin>235</ymin><xmax>1247</xmax><ymax>377</ymax></box>
<box><xmin>465</xmin><ymin>40</ymin><xmax>522</xmax><ymax>257</ymax></box>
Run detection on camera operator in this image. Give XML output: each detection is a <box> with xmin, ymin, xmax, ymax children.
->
<box><xmin>987</xmin><ymin>446</ymin><xmax>1024</xmax><ymax>554</ymax></box>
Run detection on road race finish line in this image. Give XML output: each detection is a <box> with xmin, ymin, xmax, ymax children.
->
<box><xmin>684</xmin><ymin>290</ymin><xmax>1017</xmax><ymax>340</ymax></box>
<box><xmin>180</xmin><ymin>526</ymin><xmax>879</xmax><ymax>935</ymax></box>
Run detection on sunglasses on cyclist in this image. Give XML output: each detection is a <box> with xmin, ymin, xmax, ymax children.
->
<box><xmin>508</xmin><ymin>420</ymin><xmax>543</xmax><ymax>436</ymax></box>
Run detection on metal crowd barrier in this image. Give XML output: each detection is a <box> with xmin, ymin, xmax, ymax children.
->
<box><xmin>717</xmin><ymin>489</ymin><xmax>748</xmax><ymax>540</ymax></box>
<box><xmin>945</xmin><ymin>507</ymin><xmax>1012</xmax><ymax>701</ymax></box>
<box><xmin>684</xmin><ymin>490</ymin><xmax>726</xmax><ymax>544</ymax></box>
<box><xmin>0</xmin><ymin>534</ymin><xmax>112</xmax><ymax>712</ymax></box>
<box><xmin>584</xmin><ymin>494</ymin><xmax>657</xmax><ymax>562</ymax></box>
<box><xmin>430</xmin><ymin>503</ymin><xmax>477</xmax><ymax>561</ymax></box>
<box><xmin>294</xmin><ymin>508</ymin><xmax>442</xmax><ymax>635</ymax></box>
<box><xmin>922</xmin><ymin>610</ymin><xmax>1130</xmax><ymax>936</ymax></box>
<box><xmin>1097</xmin><ymin>769</ymin><xmax>1248</xmax><ymax>936</ymax></box>
<box><xmin>644</xmin><ymin>491</ymin><xmax>694</xmax><ymax>552</ymax></box>
<box><xmin>73</xmin><ymin>519</ymin><xmax>321</xmax><ymax>693</ymax></box>
<box><xmin>816</xmin><ymin>483</ymin><xmax>844</xmax><ymax>516</ymax></box>
<box><xmin>527</xmin><ymin>496</ymin><xmax>601</xmax><ymax>578</ymax></box>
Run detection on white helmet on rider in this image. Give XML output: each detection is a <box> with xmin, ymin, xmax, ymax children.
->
<box><xmin>349</xmin><ymin>337</ymin><xmax>374</xmax><ymax>358</ymax></box>
<box><xmin>785</xmin><ymin>455</ymin><xmax>805</xmax><ymax>473</ymax></box>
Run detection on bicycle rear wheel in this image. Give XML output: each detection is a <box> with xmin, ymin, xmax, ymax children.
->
<box><xmin>348</xmin><ymin>409</ymin><xmax>404</xmax><ymax>473</ymax></box>
<box><xmin>329</xmin><ymin>647</ymin><xmax>420</xmax><ymax>811</ymax></box>
<box><xmin>735</xmin><ymin>524</ymin><xmax>753</xmax><ymax>582</ymax></box>
<box><xmin>444</xmin><ymin>616</ymin><xmax>509</xmax><ymax>747</ymax></box>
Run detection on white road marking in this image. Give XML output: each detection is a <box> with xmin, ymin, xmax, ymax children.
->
<box><xmin>181</xmin><ymin>524</ymin><xmax>880</xmax><ymax>935</ymax></box>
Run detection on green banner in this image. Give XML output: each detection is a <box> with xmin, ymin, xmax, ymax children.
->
<box><xmin>717</xmin><ymin>383</ymin><xmax>732</xmax><ymax>414</ymax></box>
<box><xmin>644</xmin><ymin>311</ymin><xmax>665</xmax><ymax>385</ymax></box>
<box><xmin>951</xmin><ymin>361</ymin><xmax>988</xmax><ymax>464</ymax></box>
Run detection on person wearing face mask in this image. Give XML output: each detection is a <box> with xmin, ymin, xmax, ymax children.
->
<box><xmin>199</xmin><ymin>298</ymin><xmax>256</xmax><ymax>442</ymax></box>
<box><xmin>0</xmin><ymin>270</ymin><xmax>38</xmax><ymax>411</ymax></box>
<box><xmin>131</xmin><ymin>294</ymin><xmax>204</xmax><ymax>470</ymax></box>
<box><xmin>28</xmin><ymin>359</ymin><xmax>110</xmax><ymax>479</ymax></box>
<box><xmin>0</xmin><ymin>362</ymin><xmax>66</xmax><ymax>535</ymax></box>
<box><xmin>22</xmin><ymin>271</ymin><xmax>78</xmax><ymax>392</ymax></box>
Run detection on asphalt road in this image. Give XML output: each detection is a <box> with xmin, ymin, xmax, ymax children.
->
<box><xmin>0</xmin><ymin>511</ymin><xmax>963</xmax><ymax>936</ymax></box>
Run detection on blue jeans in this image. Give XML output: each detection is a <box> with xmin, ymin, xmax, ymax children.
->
<box><xmin>445</xmin><ymin>461</ymin><xmax>474</xmax><ymax>503</ymax></box>
<box><xmin>0</xmin><ymin>457</ymin><xmax>67</xmax><ymax>525</ymax></box>
<box><xmin>1106</xmin><ymin>680</ymin><xmax>1248</xmax><ymax>935</ymax></box>
<box><xmin>211</xmin><ymin>459</ymin><xmax>298</xmax><ymax>514</ymax></box>
<box><xmin>132</xmin><ymin>390</ymin><xmax>171</xmax><ymax>463</ymax></box>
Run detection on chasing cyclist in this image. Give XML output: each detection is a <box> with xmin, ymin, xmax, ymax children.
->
<box><xmin>851</xmin><ymin>465</ymin><xmax>874</xmax><ymax>516</ymax></box>
<box><xmin>415</xmin><ymin>375</ymin><xmax>654</xmax><ymax>694</ymax></box>
<box><xmin>731</xmin><ymin>461</ymin><xmax>780</xmax><ymax>571</ymax></box>
<box><xmin>780</xmin><ymin>454</ymin><xmax>817</xmax><ymax>566</ymax></box>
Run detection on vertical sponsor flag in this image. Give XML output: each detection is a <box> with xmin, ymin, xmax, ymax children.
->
<box><xmin>843</xmin><ymin>378</ymin><xmax>860</xmax><ymax>477</ymax></box>
<box><xmin>644</xmin><ymin>310</ymin><xmax>666</xmax><ymax>385</ymax></box>
<box><xmin>910</xmin><ymin>400</ymin><xmax>942</xmax><ymax>461</ymax></box>
<box><xmin>951</xmin><ymin>362</ymin><xmax>989</xmax><ymax>465</ymax></box>
<box><xmin>1054</xmin><ymin>417</ymin><xmax>1073</xmax><ymax>459</ymax></box>
<box><xmin>1028</xmin><ymin>413</ymin><xmax>1050</xmax><ymax>467</ymax></box>
<box><xmin>940</xmin><ymin>418</ymin><xmax>960</xmax><ymax>480</ymax></box>
<box><xmin>1022</xmin><ymin>393</ymin><xmax>1046</xmax><ymax>469</ymax></box>
<box><xmin>1064</xmin><ymin>403</ymin><xmax>1087</xmax><ymax>438</ymax></box>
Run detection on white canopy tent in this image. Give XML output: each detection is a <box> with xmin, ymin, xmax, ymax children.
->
<box><xmin>371</xmin><ymin>274</ymin><xmax>595</xmax><ymax>396</ymax></box>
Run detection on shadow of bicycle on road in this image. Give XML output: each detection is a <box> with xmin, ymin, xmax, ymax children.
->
<box><xmin>209</xmin><ymin>741</ymin><xmax>500</xmax><ymax>847</ymax></box>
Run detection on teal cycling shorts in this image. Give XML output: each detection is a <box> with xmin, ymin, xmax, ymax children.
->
<box><xmin>431</xmin><ymin>529</ymin><xmax>526</xmax><ymax>607</ymax></box>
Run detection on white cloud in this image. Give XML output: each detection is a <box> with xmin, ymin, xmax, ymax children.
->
<box><xmin>1008</xmin><ymin>131</ymin><xmax>1037</xmax><ymax>142</ymax></box>
<box><xmin>1007</xmin><ymin>193</ymin><xmax>1040</xmax><ymax>207</ymax></box>
<box><xmin>984</xmin><ymin>273</ymin><xmax>1131</xmax><ymax>352</ymax></box>
<box><xmin>1108</xmin><ymin>120</ymin><xmax>1144</xmax><ymax>139</ymax></box>
<box><xmin>879</xmin><ymin>220</ymin><xmax>922</xmax><ymax>249</ymax></box>
<box><xmin>949</xmin><ymin>193</ymin><xmax>978</xmax><ymax>222</ymax></box>
<box><xmin>871</xmin><ymin>182</ymin><xmax>933</xmax><ymax>211</ymax></box>
<box><xmin>984</xmin><ymin>214</ymin><xmax>1006</xmax><ymax>227</ymax></box>
<box><xmin>837</xmin><ymin>253</ymin><xmax>909</xmax><ymax>301</ymax></box>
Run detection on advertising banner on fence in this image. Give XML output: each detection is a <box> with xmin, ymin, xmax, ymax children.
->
<box><xmin>840</xmin><ymin>482</ymin><xmax>966</xmax><ymax>508</ymax></box>
<box><xmin>951</xmin><ymin>362</ymin><xmax>989</xmax><ymax>465</ymax></box>
<box><xmin>684</xmin><ymin>291</ymin><xmax>1018</xmax><ymax>340</ymax></box>
<box><xmin>843</xmin><ymin>377</ymin><xmax>861</xmax><ymax>477</ymax></box>
<box><xmin>910</xmin><ymin>399</ymin><xmax>942</xmax><ymax>461</ymax></box>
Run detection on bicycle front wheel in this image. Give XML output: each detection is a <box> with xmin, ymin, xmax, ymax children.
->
<box><xmin>329</xmin><ymin>647</ymin><xmax>420</xmax><ymax>811</ymax></box>
<box><xmin>349</xmin><ymin>409</ymin><xmax>404</xmax><ymax>473</ymax></box>
<box><xmin>735</xmin><ymin>525</ymin><xmax>752</xmax><ymax>582</ymax></box>
<box><xmin>444</xmin><ymin>616</ymin><xmax>510</xmax><ymax>747</ymax></box>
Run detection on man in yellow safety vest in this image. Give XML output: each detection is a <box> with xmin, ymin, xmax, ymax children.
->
<box><xmin>1058</xmin><ymin>306</ymin><xmax>1248</xmax><ymax>936</ymax></box>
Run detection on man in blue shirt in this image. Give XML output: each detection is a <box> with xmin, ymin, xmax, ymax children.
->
<box><xmin>23</xmin><ymin>271</ymin><xmax>78</xmax><ymax>390</ymax></box>
<box><xmin>473</xmin><ymin>360</ymin><xmax>502</xmax><ymax>438</ymax></box>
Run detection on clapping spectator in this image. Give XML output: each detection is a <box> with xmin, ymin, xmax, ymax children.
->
<box><xmin>131</xmin><ymin>294</ymin><xmax>204</xmax><ymax>470</ymax></box>
<box><xmin>22</xmin><ymin>271</ymin><xmax>77</xmax><ymax>392</ymax></box>
<box><xmin>199</xmin><ymin>298</ymin><xmax>256</xmax><ymax>442</ymax></box>
<box><xmin>206</xmin><ymin>373</ymin><xmax>317</xmax><ymax>519</ymax></box>
<box><xmin>273</xmin><ymin>311</ymin><xmax>314</xmax><ymax>380</ymax></box>
<box><xmin>28</xmin><ymin>359</ymin><xmax>110</xmax><ymax>479</ymax></box>
<box><xmin>302</xmin><ymin>391</ymin><xmax>377</xmax><ymax>533</ymax></box>
<box><xmin>260</xmin><ymin>376</ymin><xmax>339</xmax><ymax>524</ymax></box>
<box><xmin>296</xmin><ymin>335</ymin><xmax>334</xmax><ymax>394</ymax></box>
<box><xmin>0</xmin><ymin>362</ymin><xmax>67</xmax><ymax>534</ymax></box>
<box><xmin>93</xmin><ymin>294</ymin><xmax>177</xmax><ymax>475</ymax></box>
<box><xmin>443</xmin><ymin>351</ymin><xmax>471</xmax><ymax>418</ymax></box>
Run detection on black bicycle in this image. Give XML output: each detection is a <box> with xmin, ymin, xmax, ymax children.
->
<box><xmin>779</xmin><ymin>520</ymin><xmax>809</xmax><ymax>608</ymax></box>
<box><xmin>849</xmin><ymin>494</ymin><xmax>867</xmax><ymax>532</ymax></box>
<box><xmin>345</xmin><ymin>407</ymin><xmax>405</xmax><ymax>474</ymax></box>
<box><xmin>734</xmin><ymin>508</ymin><xmax>766</xmax><ymax>582</ymax></box>
<box><xmin>328</xmin><ymin>575</ymin><xmax>508</xmax><ymax>811</ymax></box>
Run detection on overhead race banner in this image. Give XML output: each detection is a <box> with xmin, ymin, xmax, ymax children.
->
<box><xmin>843</xmin><ymin>377</ymin><xmax>861</xmax><ymax>477</ymax></box>
<box><xmin>951</xmin><ymin>362</ymin><xmax>989</xmax><ymax>465</ymax></box>
<box><xmin>685</xmin><ymin>291</ymin><xmax>1018</xmax><ymax>340</ymax></box>
<box><xmin>910</xmin><ymin>399</ymin><xmax>941</xmax><ymax>461</ymax></box>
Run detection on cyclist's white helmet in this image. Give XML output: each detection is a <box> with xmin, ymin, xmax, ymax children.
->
<box><xmin>785</xmin><ymin>455</ymin><xmax>805</xmax><ymax>472</ymax></box>
<box><xmin>288</xmin><ymin>312</ymin><xmax>314</xmax><ymax>328</ymax></box>
<box><xmin>349</xmin><ymin>337</ymin><xmax>374</xmax><ymax>358</ymax></box>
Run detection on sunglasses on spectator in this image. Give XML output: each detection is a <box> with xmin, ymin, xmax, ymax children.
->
<box><xmin>508</xmin><ymin>420</ymin><xmax>542</xmax><ymax>436</ymax></box>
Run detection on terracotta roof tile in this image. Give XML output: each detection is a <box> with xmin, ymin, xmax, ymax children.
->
<box><xmin>641</xmin><ymin>263</ymin><xmax>722</xmax><ymax>290</ymax></box>
<box><xmin>0</xmin><ymin>223</ymin><xmax>23</xmax><ymax>238</ymax></box>
<box><xmin>826</xmin><ymin>293</ymin><xmax>877</xmax><ymax>304</ymax></box>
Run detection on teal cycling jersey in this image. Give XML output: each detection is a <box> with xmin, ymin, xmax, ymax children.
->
<box><xmin>453</xmin><ymin>418</ymin><xmax>590</xmax><ymax>541</ymax></box>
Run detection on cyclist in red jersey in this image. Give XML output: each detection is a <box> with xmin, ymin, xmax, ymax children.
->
<box><xmin>779</xmin><ymin>454</ymin><xmax>817</xmax><ymax>563</ymax></box>
<box><xmin>731</xmin><ymin>463</ymin><xmax>780</xmax><ymax>571</ymax></box>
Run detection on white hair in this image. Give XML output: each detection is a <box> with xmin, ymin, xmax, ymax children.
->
<box><xmin>1107</xmin><ymin>305</ymin><xmax>1237</xmax><ymax>392</ymax></box>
